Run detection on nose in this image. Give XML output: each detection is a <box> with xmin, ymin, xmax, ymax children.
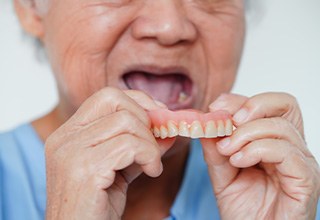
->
<box><xmin>131</xmin><ymin>0</ymin><xmax>198</xmax><ymax>46</ymax></box>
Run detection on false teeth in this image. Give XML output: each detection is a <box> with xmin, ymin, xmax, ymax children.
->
<box><xmin>205</xmin><ymin>121</ymin><xmax>218</xmax><ymax>138</ymax></box>
<box><xmin>225</xmin><ymin>119</ymin><xmax>233</xmax><ymax>136</ymax></box>
<box><xmin>217</xmin><ymin>120</ymin><xmax>225</xmax><ymax>137</ymax></box>
<box><xmin>160</xmin><ymin>126</ymin><xmax>168</xmax><ymax>139</ymax></box>
<box><xmin>153</xmin><ymin>127</ymin><xmax>160</xmax><ymax>138</ymax></box>
<box><xmin>167</xmin><ymin>121</ymin><xmax>179</xmax><ymax>138</ymax></box>
<box><xmin>178</xmin><ymin>121</ymin><xmax>190</xmax><ymax>137</ymax></box>
<box><xmin>149</xmin><ymin>109</ymin><xmax>233</xmax><ymax>139</ymax></box>
<box><xmin>190</xmin><ymin>121</ymin><xmax>205</xmax><ymax>138</ymax></box>
<box><xmin>153</xmin><ymin>120</ymin><xmax>233</xmax><ymax>139</ymax></box>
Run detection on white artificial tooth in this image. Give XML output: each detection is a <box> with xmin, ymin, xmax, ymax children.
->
<box><xmin>160</xmin><ymin>126</ymin><xmax>168</xmax><ymax>139</ymax></box>
<box><xmin>205</xmin><ymin>121</ymin><xmax>218</xmax><ymax>138</ymax></box>
<box><xmin>167</xmin><ymin>121</ymin><xmax>179</xmax><ymax>138</ymax></box>
<box><xmin>190</xmin><ymin>121</ymin><xmax>205</xmax><ymax>139</ymax></box>
<box><xmin>153</xmin><ymin>127</ymin><xmax>160</xmax><ymax>138</ymax></box>
<box><xmin>225</xmin><ymin>119</ymin><xmax>233</xmax><ymax>136</ymax></box>
<box><xmin>178</xmin><ymin>121</ymin><xmax>190</xmax><ymax>137</ymax></box>
<box><xmin>178</xmin><ymin>91</ymin><xmax>188</xmax><ymax>103</ymax></box>
<box><xmin>217</xmin><ymin>120</ymin><xmax>226</xmax><ymax>137</ymax></box>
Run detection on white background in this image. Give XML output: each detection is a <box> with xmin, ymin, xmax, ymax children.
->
<box><xmin>1</xmin><ymin>1</ymin><xmax>320</xmax><ymax>160</ymax></box>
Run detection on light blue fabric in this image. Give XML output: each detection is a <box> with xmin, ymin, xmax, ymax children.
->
<box><xmin>0</xmin><ymin>124</ymin><xmax>319</xmax><ymax>220</ymax></box>
<box><xmin>168</xmin><ymin>139</ymin><xmax>220</xmax><ymax>220</ymax></box>
<box><xmin>0</xmin><ymin>124</ymin><xmax>219</xmax><ymax>220</ymax></box>
<box><xmin>0</xmin><ymin>124</ymin><xmax>46</xmax><ymax>220</ymax></box>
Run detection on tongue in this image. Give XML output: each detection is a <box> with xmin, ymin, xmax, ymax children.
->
<box><xmin>124</xmin><ymin>72</ymin><xmax>184</xmax><ymax>104</ymax></box>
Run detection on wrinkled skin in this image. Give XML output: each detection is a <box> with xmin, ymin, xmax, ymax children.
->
<box><xmin>14</xmin><ymin>0</ymin><xmax>320</xmax><ymax>219</ymax></box>
<box><xmin>45</xmin><ymin>89</ymin><xmax>176</xmax><ymax>219</ymax></box>
<box><xmin>202</xmin><ymin>93</ymin><xmax>320</xmax><ymax>219</ymax></box>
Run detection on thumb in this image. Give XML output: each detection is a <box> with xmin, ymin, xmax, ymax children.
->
<box><xmin>200</xmin><ymin>138</ymin><xmax>239</xmax><ymax>194</ymax></box>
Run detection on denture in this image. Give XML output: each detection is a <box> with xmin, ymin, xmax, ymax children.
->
<box><xmin>148</xmin><ymin>109</ymin><xmax>233</xmax><ymax>139</ymax></box>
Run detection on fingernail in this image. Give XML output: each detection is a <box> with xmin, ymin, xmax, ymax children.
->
<box><xmin>154</xmin><ymin>100</ymin><xmax>168</xmax><ymax>109</ymax></box>
<box><xmin>217</xmin><ymin>137</ymin><xmax>231</xmax><ymax>149</ymax></box>
<box><xmin>231</xmin><ymin>151</ymin><xmax>243</xmax><ymax>161</ymax></box>
<box><xmin>233</xmin><ymin>108</ymin><xmax>249</xmax><ymax>123</ymax></box>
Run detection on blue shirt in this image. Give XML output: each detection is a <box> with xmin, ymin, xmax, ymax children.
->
<box><xmin>0</xmin><ymin>124</ymin><xmax>319</xmax><ymax>220</ymax></box>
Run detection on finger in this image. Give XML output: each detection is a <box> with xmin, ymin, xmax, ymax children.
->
<box><xmin>216</xmin><ymin>117</ymin><xmax>311</xmax><ymax>157</ymax></box>
<box><xmin>200</xmin><ymin>138</ymin><xmax>239</xmax><ymax>194</ymax></box>
<box><xmin>69</xmin><ymin>87</ymin><xmax>163</xmax><ymax>127</ymax></box>
<box><xmin>229</xmin><ymin>139</ymin><xmax>311</xmax><ymax>180</ymax></box>
<box><xmin>232</xmin><ymin>92</ymin><xmax>304</xmax><ymax>136</ymax></box>
<box><xmin>93</xmin><ymin>134</ymin><xmax>163</xmax><ymax>185</ymax></box>
<box><xmin>77</xmin><ymin>171</ymin><xmax>125</xmax><ymax>219</ymax></box>
<box><xmin>119</xmin><ymin>136</ymin><xmax>176</xmax><ymax>183</ymax></box>
<box><xmin>201</xmin><ymin>93</ymin><xmax>247</xmax><ymax>194</ymax></box>
<box><xmin>209</xmin><ymin>93</ymin><xmax>248</xmax><ymax>114</ymax></box>
<box><xmin>68</xmin><ymin>109</ymin><xmax>157</xmax><ymax>148</ymax></box>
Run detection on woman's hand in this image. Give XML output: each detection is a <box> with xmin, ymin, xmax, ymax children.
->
<box><xmin>201</xmin><ymin>92</ymin><xmax>320</xmax><ymax>220</ymax></box>
<box><xmin>45</xmin><ymin>87</ymin><xmax>174</xmax><ymax>220</ymax></box>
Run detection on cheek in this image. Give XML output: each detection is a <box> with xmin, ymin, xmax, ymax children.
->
<box><xmin>42</xmin><ymin>2</ymin><xmax>137</xmax><ymax>107</ymax></box>
<box><xmin>191</xmin><ymin>9</ymin><xmax>245</xmax><ymax>107</ymax></box>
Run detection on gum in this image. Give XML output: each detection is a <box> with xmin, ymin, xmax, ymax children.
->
<box><xmin>147</xmin><ymin>109</ymin><xmax>232</xmax><ymax>127</ymax></box>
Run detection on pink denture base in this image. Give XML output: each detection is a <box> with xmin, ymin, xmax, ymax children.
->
<box><xmin>148</xmin><ymin>109</ymin><xmax>232</xmax><ymax>127</ymax></box>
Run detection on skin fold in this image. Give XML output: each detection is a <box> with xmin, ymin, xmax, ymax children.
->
<box><xmin>13</xmin><ymin>0</ymin><xmax>320</xmax><ymax>219</ymax></box>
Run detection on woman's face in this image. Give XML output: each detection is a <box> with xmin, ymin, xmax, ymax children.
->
<box><xmin>39</xmin><ymin>0</ymin><xmax>245</xmax><ymax>113</ymax></box>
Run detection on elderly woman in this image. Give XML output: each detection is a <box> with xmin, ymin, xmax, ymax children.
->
<box><xmin>1</xmin><ymin>0</ymin><xmax>320</xmax><ymax>219</ymax></box>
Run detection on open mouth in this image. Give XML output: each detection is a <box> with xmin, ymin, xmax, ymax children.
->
<box><xmin>123</xmin><ymin>69</ymin><xmax>194</xmax><ymax>110</ymax></box>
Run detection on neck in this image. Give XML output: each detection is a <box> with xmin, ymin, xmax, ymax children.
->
<box><xmin>32</xmin><ymin>98</ymin><xmax>78</xmax><ymax>141</ymax></box>
<box><xmin>32</xmin><ymin>107</ymin><xmax>67</xmax><ymax>141</ymax></box>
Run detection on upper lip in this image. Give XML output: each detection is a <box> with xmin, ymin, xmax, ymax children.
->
<box><xmin>122</xmin><ymin>64</ymin><xmax>191</xmax><ymax>77</ymax></box>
